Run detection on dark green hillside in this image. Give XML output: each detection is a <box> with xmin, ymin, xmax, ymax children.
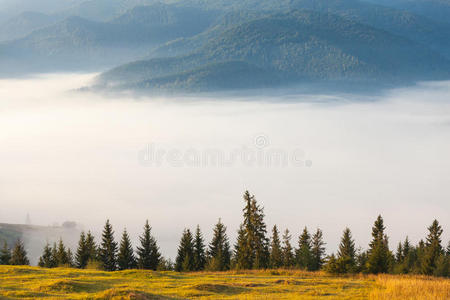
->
<box><xmin>96</xmin><ymin>10</ymin><xmax>450</xmax><ymax>92</ymax></box>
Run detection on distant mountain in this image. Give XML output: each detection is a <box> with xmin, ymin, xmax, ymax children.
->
<box><xmin>0</xmin><ymin>0</ymin><xmax>84</xmax><ymax>16</ymax></box>
<box><xmin>58</xmin><ymin>0</ymin><xmax>160</xmax><ymax>22</ymax></box>
<box><xmin>363</xmin><ymin>0</ymin><xmax>450</xmax><ymax>24</ymax></box>
<box><xmin>0</xmin><ymin>4</ymin><xmax>217</xmax><ymax>75</ymax></box>
<box><xmin>0</xmin><ymin>11</ymin><xmax>61</xmax><ymax>42</ymax></box>
<box><xmin>95</xmin><ymin>10</ymin><xmax>450</xmax><ymax>92</ymax></box>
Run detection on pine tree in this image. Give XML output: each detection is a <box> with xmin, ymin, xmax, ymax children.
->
<box><xmin>446</xmin><ymin>241</ymin><xmax>450</xmax><ymax>256</ymax></box>
<box><xmin>10</xmin><ymin>239</ymin><xmax>29</xmax><ymax>265</ymax></box>
<box><xmin>38</xmin><ymin>243</ymin><xmax>53</xmax><ymax>268</ymax></box>
<box><xmin>75</xmin><ymin>231</ymin><xmax>88</xmax><ymax>268</ymax></box>
<box><xmin>233</xmin><ymin>191</ymin><xmax>269</xmax><ymax>269</ymax></box>
<box><xmin>311</xmin><ymin>228</ymin><xmax>326</xmax><ymax>271</ymax></box>
<box><xmin>233</xmin><ymin>224</ymin><xmax>250</xmax><ymax>269</ymax></box>
<box><xmin>269</xmin><ymin>225</ymin><xmax>283</xmax><ymax>268</ymax></box>
<box><xmin>281</xmin><ymin>229</ymin><xmax>295</xmax><ymax>268</ymax></box>
<box><xmin>175</xmin><ymin>229</ymin><xmax>195</xmax><ymax>272</ymax></box>
<box><xmin>66</xmin><ymin>248</ymin><xmax>74</xmax><ymax>267</ymax></box>
<box><xmin>0</xmin><ymin>241</ymin><xmax>11</xmax><ymax>265</ymax></box>
<box><xmin>193</xmin><ymin>225</ymin><xmax>206</xmax><ymax>271</ymax></box>
<box><xmin>56</xmin><ymin>238</ymin><xmax>69</xmax><ymax>266</ymax></box>
<box><xmin>98</xmin><ymin>220</ymin><xmax>118</xmax><ymax>271</ymax></box>
<box><xmin>50</xmin><ymin>242</ymin><xmax>58</xmax><ymax>267</ymax></box>
<box><xmin>207</xmin><ymin>220</ymin><xmax>231</xmax><ymax>271</ymax></box>
<box><xmin>118</xmin><ymin>229</ymin><xmax>137</xmax><ymax>270</ymax></box>
<box><xmin>336</xmin><ymin>228</ymin><xmax>356</xmax><ymax>273</ymax></box>
<box><xmin>296</xmin><ymin>227</ymin><xmax>312</xmax><ymax>270</ymax></box>
<box><xmin>421</xmin><ymin>219</ymin><xmax>444</xmax><ymax>275</ymax></box>
<box><xmin>136</xmin><ymin>220</ymin><xmax>160</xmax><ymax>270</ymax></box>
<box><xmin>366</xmin><ymin>215</ymin><xmax>390</xmax><ymax>274</ymax></box>
<box><xmin>85</xmin><ymin>231</ymin><xmax>97</xmax><ymax>262</ymax></box>
<box><xmin>395</xmin><ymin>242</ymin><xmax>403</xmax><ymax>263</ymax></box>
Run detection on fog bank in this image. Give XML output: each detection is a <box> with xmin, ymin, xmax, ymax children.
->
<box><xmin>0</xmin><ymin>74</ymin><xmax>449</xmax><ymax>260</ymax></box>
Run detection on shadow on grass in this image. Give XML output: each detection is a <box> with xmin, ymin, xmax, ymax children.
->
<box><xmin>193</xmin><ymin>284</ymin><xmax>248</xmax><ymax>295</ymax></box>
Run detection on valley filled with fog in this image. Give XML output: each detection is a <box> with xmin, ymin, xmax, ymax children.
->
<box><xmin>1</xmin><ymin>74</ymin><xmax>449</xmax><ymax>259</ymax></box>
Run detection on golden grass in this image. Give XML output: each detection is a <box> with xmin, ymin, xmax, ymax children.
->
<box><xmin>0</xmin><ymin>266</ymin><xmax>447</xmax><ymax>299</ymax></box>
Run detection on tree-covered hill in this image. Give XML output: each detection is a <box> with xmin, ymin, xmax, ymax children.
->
<box><xmin>95</xmin><ymin>10</ymin><xmax>450</xmax><ymax>92</ymax></box>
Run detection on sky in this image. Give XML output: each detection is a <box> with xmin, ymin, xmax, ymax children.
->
<box><xmin>0</xmin><ymin>73</ymin><xmax>449</xmax><ymax>260</ymax></box>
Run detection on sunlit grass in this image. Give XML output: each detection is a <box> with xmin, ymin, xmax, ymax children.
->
<box><xmin>0</xmin><ymin>266</ymin><xmax>448</xmax><ymax>299</ymax></box>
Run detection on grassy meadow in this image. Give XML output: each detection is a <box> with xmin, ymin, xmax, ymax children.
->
<box><xmin>0</xmin><ymin>266</ymin><xmax>448</xmax><ymax>299</ymax></box>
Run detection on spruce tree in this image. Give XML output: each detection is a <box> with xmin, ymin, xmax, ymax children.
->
<box><xmin>233</xmin><ymin>191</ymin><xmax>269</xmax><ymax>269</ymax></box>
<box><xmin>136</xmin><ymin>220</ymin><xmax>160</xmax><ymax>270</ymax></box>
<box><xmin>85</xmin><ymin>231</ymin><xmax>97</xmax><ymax>262</ymax></box>
<box><xmin>311</xmin><ymin>228</ymin><xmax>326</xmax><ymax>271</ymax></box>
<box><xmin>0</xmin><ymin>241</ymin><xmax>11</xmax><ymax>265</ymax></box>
<box><xmin>98</xmin><ymin>220</ymin><xmax>118</xmax><ymax>271</ymax></box>
<box><xmin>281</xmin><ymin>229</ymin><xmax>295</xmax><ymax>268</ymax></box>
<box><xmin>366</xmin><ymin>215</ymin><xmax>390</xmax><ymax>274</ymax></box>
<box><xmin>269</xmin><ymin>225</ymin><xmax>283</xmax><ymax>268</ymax></box>
<box><xmin>421</xmin><ymin>219</ymin><xmax>444</xmax><ymax>275</ymax></box>
<box><xmin>395</xmin><ymin>242</ymin><xmax>403</xmax><ymax>263</ymax></box>
<box><xmin>233</xmin><ymin>224</ymin><xmax>251</xmax><ymax>269</ymax></box>
<box><xmin>296</xmin><ymin>227</ymin><xmax>312</xmax><ymax>270</ymax></box>
<box><xmin>50</xmin><ymin>242</ymin><xmax>58</xmax><ymax>267</ymax></box>
<box><xmin>38</xmin><ymin>243</ymin><xmax>53</xmax><ymax>268</ymax></box>
<box><xmin>207</xmin><ymin>220</ymin><xmax>231</xmax><ymax>271</ymax></box>
<box><xmin>66</xmin><ymin>248</ymin><xmax>74</xmax><ymax>267</ymax></box>
<box><xmin>175</xmin><ymin>229</ymin><xmax>195</xmax><ymax>272</ymax></box>
<box><xmin>118</xmin><ymin>229</ymin><xmax>137</xmax><ymax>270</ymax></box>
<box><xmin>56</xmin><ymin>238</ymin><xmax>69</xmax><ymax>266</ymax></box>
<box><xmin>75</xmin><ymin>231</ymin><xmax>88</xmax><ymax>268</ymax></box>
<box><xmin>193</xmin><ymin>225</ymin><xmax>206</xmax><ymax>271</ymax></box>
<box><xmin>10</xmin><ymin>239</ymin><xmax>29</xmax><ymax>265</ymax></box>
<box><xmin>251</xmin><ymin>197</ymin><xmax>270</xmax><ymax>269</ymax></box>
<box><xmin>336</xmin><ymin>228</ymin><xmax>356</xmax><ymax>273</ymax></box>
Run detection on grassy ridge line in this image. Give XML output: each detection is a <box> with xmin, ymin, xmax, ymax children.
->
<box><xmin>0</xmin><ymin>266</ymin><xmax>448</xmax><ymax>299</ymax></box>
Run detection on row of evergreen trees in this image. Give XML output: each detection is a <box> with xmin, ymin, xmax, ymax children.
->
<box><xmin>1</xmin><ymin>191</ymin><xmax>448</xmax><ymax>277</ymax></box>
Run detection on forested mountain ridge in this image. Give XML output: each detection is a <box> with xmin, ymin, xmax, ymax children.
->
<box><xmin>95</xmin><ymin>10</ymin><xmax>450</xmax><ymax>92</ymax></box>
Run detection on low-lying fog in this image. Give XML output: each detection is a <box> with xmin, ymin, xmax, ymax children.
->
<box><xmin>1</xmin><ymin>73</ymin><xmax>449</xmax><ymax>261</ymax></box>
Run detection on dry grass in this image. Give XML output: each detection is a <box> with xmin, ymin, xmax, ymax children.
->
<box><xmin>0</xmin><ymin>266</ymin><xmax>447</xmax><ymax>299</ymax></box>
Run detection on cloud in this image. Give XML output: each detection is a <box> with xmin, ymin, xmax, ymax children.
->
<box><xmin>0</xmin><ymin>74</ymin><xmax>449</xmax><ymax>260</ymax></box>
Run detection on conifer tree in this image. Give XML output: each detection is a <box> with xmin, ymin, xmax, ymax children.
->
<box><xmin>136</xmin><ymin>220</ymin><xmax>160</xmax><ymax>270</ymax></box>
<box><xmin>118</xmin><ymin>229</ymin><xmax>137</xmax><ymax>270</ymax></box>
<box><xmin>395</xmin><ymin>242</ymin><xmax>403</xmax><ymax>263</ymax></box>
<box><xmin>38</xmin><ymin>243</ymin><xmax>53</xmax><ymax>268</ymax></box>
<box><xmin>311</xmin><ymin>228</ymin><xmax>326</xmax><ymax>271</ymax></box>
<box><xmin>336</xmin><ymin>228</ymin><xmax>356</xmax><ymax>273</ymax></box>
<box><xmin>207</xmin><ymin>220</ymin><xmax>231</xmax><ymax>271</ymax></box>
<box><xmin>10</xmin><ymin>239</ymin><xmax>29</xmax><ymax>265</ymax></box>
<box><xmin>0</xmin><ymin>241</ymin><xmax>11</xmax><ymax>265</ymax></box>
<box><xmin>269</xmin><ymin>225</ymin><xmax>283</xmax><ymax>268</ymax></box>
<box><xmin>98</xmin><ymin>220</ymin><xmax>118</xmax><ymax>271</ymax></box>
<box><xmin>296</xmin><ymin>227</ymin><xmax>312</xmax><ymax>270</ymax></box>
<box><xmin>175</xmin><ymin>229</ymin><xmax>195</xmax><ymax>272</ymax></box>
<box><xmin>56</xmin><ymin>238</ymin><xmax>69</xmax><ymax>266</ymax></box>
<box><xmin>421</xmin><ymin>219</ymin><xmax>444</xmax><ymax>275</ymax></box>
<box><xmin>446</xmin><ymin>241</ymin><xmax>450</xmax><ymax>256</ymax></box>
<box><xmin>66</xmin><ymin>248</ymin><xmax>74</xmax><ymax>267</ymax></box>
<box><xmin>366</xmin><ymin>215</ymin><xmax>390</xmax><ymax>274</ymax></box>
<box><xmin>233</xmin><ymin>191</ymin><xmax>269</xmax><ymax>269</ymax></box>
<box><xmin>281</xmin><ymin>229</ymin><xmax>295</xmax><ymax>268</ymax></box>
<box><xmin>75</xmin><ymin>231</ymin><xmax>88</xmax><ymax>268</ymax></box>
<box><xmin>193</xmin><ymin>225</ymin><xmax>206</xmax><ymax>271</ymax></box>
<box><xmin>50</xmin><ymin>242</ymin><xmax>58</xmax><ymax>267</ymax></box>
<box><xmin>233</xmin><ymin>224</ymin><xmax>250</xmax><ymax>269</ymax></box>
<box><xmin>85</xmin><ymin>231</ymin><xmax>97</xmax><ymax>262</ymax></box>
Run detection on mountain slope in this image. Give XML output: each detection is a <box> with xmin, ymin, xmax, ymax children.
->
<box><xmin>96</xmin><ymin>10</ymin><xmax>450</xmax><ymax>92</ymax></box>
<box><xmin>0</xmin><ymin>11</ymin><xmax>61</xmax><ymax>42</ymax></box>
<box><xmin>0</xmin><ymin>3</ymin><xmax>217</xmax><ymax>75</ymax></box>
